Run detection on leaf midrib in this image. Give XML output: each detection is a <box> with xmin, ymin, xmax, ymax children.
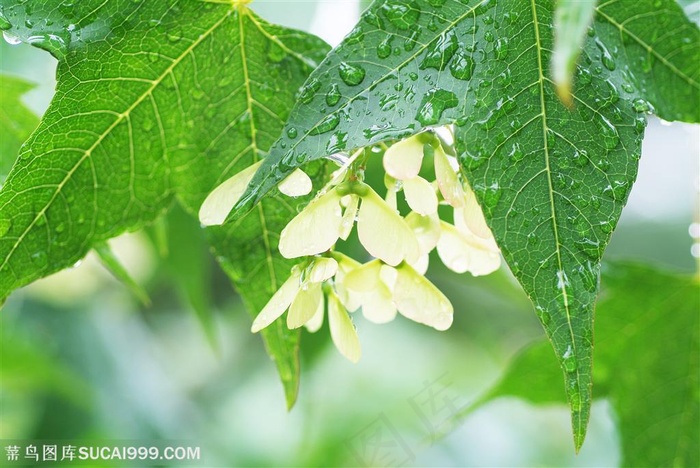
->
<box><xmin>0</xmin><ymin>6</ymin><xmax>235</xmax><ymax>272</ymax></box>
<box><xmin>237</xmin><ymin>9</ymin><xmax>278</xmax><ymax>292</ymax></box>
<box><xmin>530</xmin><ymin>0</ymin><xmax>581</xmax><ymax>434</ymax></box>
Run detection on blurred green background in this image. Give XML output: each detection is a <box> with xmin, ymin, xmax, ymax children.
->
<box><xmin>1</xmin><ymin>1</ymin><xmax>698</xmax><ymax>466</ymax></box>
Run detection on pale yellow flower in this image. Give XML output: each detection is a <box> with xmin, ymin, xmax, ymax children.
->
<box><xmin>200</xmin><ymin>161</ymin><xmax>311</xmax><ymax>226</ymax></box>
<box><xmin>279</xmin><ymin>183</ymin><xmax>419</xmax><ymax>267</ymax></box>
<box><xmin>250</xmin><ymin>257</ymin><xmax>361</xmax><ymax>363</ymax></box>
<box><xmin>343</xmin><ymin>258</ymin><xmax>454</xmax><ymax>331</ymax></box>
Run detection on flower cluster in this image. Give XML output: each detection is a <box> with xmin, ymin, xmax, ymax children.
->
<box><xmin>200</xmin><ymin>128</ymin><xmax>501</xmax><ymax>362</ymax></box>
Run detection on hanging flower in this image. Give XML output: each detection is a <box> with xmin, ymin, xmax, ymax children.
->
<box><xmin>342</xmin><ymin>257</ymin><xmax>454</xmax><ymax>331</ymax></box>
<box><xmin>199</xmin><ymin>161</ymin><xmax>312</xmax><ymax>226</ymax></box>
<box><xmin>383</xmin><ymin>134</ymin><xmax>438</xmax><ymax>216</ymax></box>
<box><xmin>278</xmin><ymin>182</ymin><xmax>420</xmax><ymax>267</ymax></box>
<box><xmin>250</xmin><ymin>257</ymin><xmax>361</xmax><ymax>363</ymax></box>
<box><xmin>433</xmin><ymin>185</ymin><xmax>500</xmax><ymax>277</ymax></box>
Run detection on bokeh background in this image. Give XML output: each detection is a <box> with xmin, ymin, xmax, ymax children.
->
<box><xmin>1</xmin><ymin>1</ymin><xmax>698</xmax><ymax>466</ymax></box>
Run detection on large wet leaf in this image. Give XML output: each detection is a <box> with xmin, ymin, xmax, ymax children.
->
<box><xmin>234</xmin><ymin>0</ymin><xmax>698</xmax><ymax>211</ymax></box>
<box><xmin>0</xmin><ymin>74</ymin><xmax>38</xmax><ymax>183</ymax></box>
<box><xmin>477</xmin><ymin>263</ymin><xmax>699</xmax><ymax>467</ymax></box>
<box><xmin>0</xmin><ymin>0</ymin><xmax>329</xmax><ymax>405</ymax></box>
<box><xmin>232</xmin><ymin>0</ymin><xmax>699</xmax><ymax>446</ymax></box>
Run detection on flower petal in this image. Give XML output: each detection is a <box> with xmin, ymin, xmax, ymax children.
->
<box><xmin>357</xmin><ymin>187</ymin><xmax>420</xmax><ymax>266</ymax></box>
<box><xmin>199</xmin><ymin>161</ymin><xmax>263</xmax><ymax>226</ymax></box>
<box><xmin>278</xmin><ymin>168</ymin><xmax>313</xmax><ymax>197</ymax></box>
<box><xmin>251</xmin><ymin>267</ymin><xmax>301</xmax><ymax>332</ymax></box>
<box><xmin>287</xmin><ymin>281</ymin><xmax>323</xmax><ymax>329</ymax></box>
<box><xmin>437</xmin><ymin>221</ymin><xmax>500</xmax><ymax>276</ymax></box>
<box><xmin>360</xmin><ymin>287</ymin><xmax>397</xmax><ymax>324</ymax></box>
<box><xmin>433</xmin><ymin>146</ymin><xmax>465</xmax><ymax>208</ymax></box>
<box><xmin>279</xmin><ymin>189</ymin><xmax>343</xmax><ymax>258</ymax></box>
<box><xmin>405</xmin><ymin>212</ymin><xmax>442</xmax><ymax>255</ymax></box>
<box><xmin>393</xmin><ymin>263</ymin><xmax>453</xmax><ymax>331</ymax></box>
<box><xmin>383</xmin><ymin>135</ymin><xmax>425</xmax><ymax>180</ymax></box>
<box><xmin>339</xmin><ymin>194</ymin><xmax>359</xmax><ymax>241</ymax></box>
<box><xmin>410</xmin><ymin>254</ymin><xmax>430</xmax><ymax>275</ymax></box>
<box><xmin>308</xmin><ymin>257</ymin><xmax>339</xmax><ymax>283</ymax></box>
<box><xmin>455</xmin><ymin>184</ymin><xmax>494</xmax><ymax>240</ymax></box>
<box><xmin>328</xmin><ymin>290</ymin><xmax>361</xmax><ymax>363</ymax></box>
<box><xmin>403</xmin><ymin>176</ymin><xmax>438</xmax><ymax>215</ymax></box>
<box><xmin>333</xmin><ymin>253</ymin><xmax>363</xmax><ymax>312</ymax></box>
<box><xmin>343</xmin><ymin>259</ymin><xmax>382</xmax><ymax>292</ymax></box>
<box><xmin>304</xmin><ymin>293</ymin><xmax>325</xmax><ymax>333</ymax></box>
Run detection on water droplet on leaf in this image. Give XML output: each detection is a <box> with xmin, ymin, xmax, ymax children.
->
<box><xmin>338</xmin><ymin>62</ymin><xmax>366</xmax><ymax>86</ymax></box>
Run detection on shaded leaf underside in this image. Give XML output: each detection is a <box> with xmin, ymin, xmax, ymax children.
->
<box><xmin>0</xmin><ymin>0</ymin><xmax>329</xmax><ymax>405</ymax></box>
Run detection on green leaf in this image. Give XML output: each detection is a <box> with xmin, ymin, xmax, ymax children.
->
<box><xmin>231</xmin><ymin>0</ymin><xmax>698</xmax><ymax>446</ymax></box>
<box><xmin>0</xmin><ymin>0</ymin><xmax>329</xmax><ymax>405</ymax></box>
<box><xmin>159</xmin><ymin>204</ymin><xmax>218</xmax><ymax>351</ymax></box>
<box><xmin>480</xmin><ymin>263</ymin><xmax>700</xmax><ymax>467</ymax></box>
<box><xmin>551</xmin><ymin>0</ymin><xmax>597</xmax><ymax>106</ymax></box>
<box><xmin>94</xmin><ymin>241</ymin><xmax>151</xmax><ymax>306</ymax></box>
<box><xmin>595</xmin><ymin>0</ymin><xmax>700</xmax><ymax>123</ymax></box>
<box><xmin>0</xmin><ymin>74</ymin><xmax>38</xmax><ymax>183</ymax></box>
<box><xmin>455</xmin><ymin>1</ymin><xmax>643</xmax><ymax>449</ymax></box>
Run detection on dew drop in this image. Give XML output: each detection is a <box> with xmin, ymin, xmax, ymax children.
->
<box><xmin>595</xmin><ymin>115</ymin><xmax>620</xmax><ymax>150</ymax></box>
<box><xmin>326</xmin><ymin>131</ymin><xmax>348</xmax><ymax>153</ymax></box>
<box><xmin>419</xmin><ymin>29</ymin><xmax>458</xmax><ymax>71</ymax></box>
<box><xmin>575</xmin><ymin>238</ymin><xmax>602</xmax><ymax>259</ymax></box>
<box><xmin>632</xmin><ymin>98</ymin><xmax>653</xmax><ymax>114</ymax></box>
<box><xmin>380</xmin><ymin>0</ymin><xmax>420</xmax><ymax>30</ymax></box>
<box><xmin>27</xmin><ymin>33</ymin><xmax>69</xmax><ymax>60</ymax></box>
<box><xmin>563</xmin><ymin>345</ymin><xmax>578</xmax><ymax>372</ymax></box>
<box><xmin>494</xmin><ymin>37</ymin><xmax>509</xmax><ymax>60</ymax></box>
<box><xmin>2</xmin><ymin>30</ymin><xmax>20</xmax><ymax>45</ymax></box>
<box><xmin>325</xmin><ymin>84</ymin><xmax>341</xmax><ymax>107</ymax></box>
<box><xmin>595</xmin><ymin>38</ymin><xmax>616</xmax><ymax>71</ymax></box>
<box><xmin>31</xmin><ymin>250</ymin><xmax>48</xmax><ymax>268</ymax></box>
<box><xmin>338</xmin><ymin>62</ymin><xmax>366</xmax><ymax>86</ymax></box>
<box><xmin>267</xmin><ymin>41</ymin><xmax>285</xmax><ymax>63</ymax></box>
<box><xmin>415</xmin><ymin>88</ymin><xmax>459</xmax><ymax>126</ymax></box>
<box><xmin>449</xmin><ymin>49</ymin><xmax>475</xmax><ymax>80</ymax></box>
<box><xmin>527</xmin><ymin>233</ymin><xmax>539</xmax><ymax>246</ymax></box>
<box><xmin>634</xmin><ymin>115</ymin><xmax>647</xmax><ymax>134</ymax></box>
<box><xmin>475</xmin><ymin>183</ymin><xmax>501</xmax><ymax>211</ymax></box>
<box><xmin>298</xmin><ymin>78</ymin><xmax>321</xmax><ymax>104</ymax></box>
<box><xmin>572</xmin><ymin>149</ymin><xmax>589</xmax><ymax>167</ymax></box>
<box><xmin>603</xmin><ymin>180</ymin><xmax>630</xmax><ymax>201</ymax></box>
<box><xmin>167</xmin><ymin>29</ymin><xmax>183</xmax><ymax>43</ymax></box>
<box><xmin>535</xmin><ymin>305</ymin><xmax>551</xmax><ymax>325</ymax></box>
<box><xmin>309</xmin><ymin>113</ymin><xmax>340</xmax><ymax>135</ymax></box>
<box><xmin>345</xmin><ymin>26</ymin><xmax>365</xmax><ymax>45</ymax></box>
<box><xmin>510</xmin><ymin>143</ymin><xmax>524</xmax><ymax>161</ymax></box>
<box><xmin>569</xmin><ymin>385</ymin><xmax>582</xmax><ymax>411</ymax></box>
<box><xmin>377</xmin><ymin>35</ymin><xmax>393</xmax><ymax>59</ymax></box>
<box><xmin>404</xmin><ymin>28</ymin><xmax>421</xmax><ymax>51</ymax></box>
